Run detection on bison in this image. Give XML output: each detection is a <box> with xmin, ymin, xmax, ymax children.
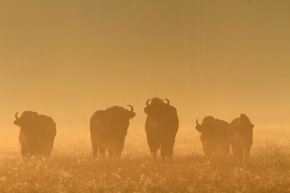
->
<box><xmin>230</xmin><ymin>113</ymin><xmax>254</xmax><ymax>159</ymax></box>
<box><xmin>144</xmin><ymin>98</ymin><xmax>179</xmax><ymax>159</ymax></box>
<box><xmin>195</xmin><ymin>116</ymin><xmax>230</xmax><ymax>158</ymax></box>
<box><xmin>90</xmin><ymin>105</ymin><xmax>135</xmax><ymax>157</ymax></box>
<box><xmin>14</xmin><ymin>111</ymin><xmax>57</xmax><ymax>158</ymax></box>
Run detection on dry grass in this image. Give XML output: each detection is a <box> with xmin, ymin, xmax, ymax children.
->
<box><xmin>0</xmin><ymin>126</ymin><xmax>290</xmax><ymax>193</ymax></box>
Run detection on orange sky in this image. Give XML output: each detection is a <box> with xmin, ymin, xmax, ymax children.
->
<box><xmin>0</xmin><ymin>0</ymin><xmax>289</xmax><ymax>130</ymax></box>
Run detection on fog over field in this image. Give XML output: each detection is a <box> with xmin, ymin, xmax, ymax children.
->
<box><xmin>0</xmin><ymin>0</ymin><xmax>290</xmax><ymax>192</ymax></box>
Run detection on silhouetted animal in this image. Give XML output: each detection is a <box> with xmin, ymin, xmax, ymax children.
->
<box><xmin>90</xmin><ymin>105</ymin><xmax>135</xmax><ymax>157</ymax></box>
<box><xmin>230</xmin><ymin>113</ymin><xmax>254</xmax><ymax>159</ymax></box>
<box><xmin>144</xmin><ymin>98</ymin><xmax>179</xmax><ymax>159</ymax></box>
<box><xmin>195</xmin><ymin>116</ymin><xmax>230</xmax><ymax>158</ymax></box>
<box><xmin>14</xmin><ymin>111</ymin><xmax>56</xmax><ymax>158</ymax></box>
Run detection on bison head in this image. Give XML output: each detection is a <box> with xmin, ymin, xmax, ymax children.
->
<box><xmin>14</xmin><ymin>111</ymin><xmax>38</xmax><ymax>127</ymax></box>
<box><xmin>108</xmin><ymin>105</ymin><xmax>135</xmax><ymax>122</ymax></box>
<box><xmin>233</xmin><ymin>113</ymin><xmax>254</xmax><ymax>138</ymax></box>
<box><xmin>119</xmin><ymin>105</ymin><xmax>136</xmax><ymax>119</ymax></box>
<box><xmin>195</xmin><ymin>116</ymin><xmax>216</xmax><ymax>133</ymax></box>
<box><xmin>195</xmin><ymin>116</ymin><xmax>219</xmax><ymax>145</ymax></box>
<box><xmin>239</xmin><ymin>113</ymin><xmax>254</xmax><ymax>129</ymax></box>
<box><xmin>144</xmin><ymin>98</ymin><xmax>172</xmax><ymax>121</ymax></box>
<box><xmin>14</xmin><ymin>111</ymin><xmax>39</xmax><ymax>135</ymax></box>
<box><xmin>106</xmin><ymin>105</ymin><xmax>135</xmax><ymax>136</ymax></box>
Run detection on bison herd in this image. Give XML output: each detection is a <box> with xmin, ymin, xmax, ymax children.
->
<box><xmin>195</xmin><ymin>114</ymin><xmax>254</xmax><ymax>159</ymax></box>
<box><xmin>13</xmin><ymin>97</ymin><xmax>254</xmax><ymax>160</ymax></box>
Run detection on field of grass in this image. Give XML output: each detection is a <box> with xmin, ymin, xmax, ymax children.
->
<box><xmin>0</xmin><ymin>126</ymin><xmax>290</xmax><ymax>193</ymax></box>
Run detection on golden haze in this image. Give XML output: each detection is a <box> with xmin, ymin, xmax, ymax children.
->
<box><xmin>0</xmin><ymin>0</ymin><xmax>289</xmax><ymax>132</ymax></box>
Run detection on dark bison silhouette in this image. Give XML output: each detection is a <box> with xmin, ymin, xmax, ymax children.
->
<box><xmin>14</xmin><ymin>111</ymin><xmax>56</xmax><ymax>158</ymax></box>
<box><xmin>144</xmin><ymin>98</ymin><xmax>179</xmax><ymax>159</ymax></box>
<box><xmin>90</xmin><ymin>105</ymin><xmax>135</xmax><ymax>157</ymax></box>
<box><xmin>230</xmin><ymin>113</ymin><xmax>254</xmax><ymax>159</ymax></box>
<box><xmin>195</xmin><ymin>116</ymin><xmax>230</xmax><ymax>158</ymax></box>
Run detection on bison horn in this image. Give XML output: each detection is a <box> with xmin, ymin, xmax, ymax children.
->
<box><xmin>164</xmin><ymin>98</ymin><xmax>170</xmax><ymax>105</ymax></box>
<box><xmin>127</xmin><ymin>105</ymin><xmax>134</xmax><ymax>112</ymax></box>
<box><xmin>15</xmin><ymin>112</ymin><xmax>20</xmax><ymax>120</ymax></box>
<box><xmin>146</xmin><ymin>99</ymin><xmax>151</xmax><ymax>107</ymax></box>
<box><xmin>196</xmin><ymin>119</ymin><xmax>200</xmax><ymax>126</ymax></box>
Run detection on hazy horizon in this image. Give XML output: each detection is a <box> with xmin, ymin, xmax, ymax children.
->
<box><xmin>0</xmin><ymin>0</ymin><xmax>289</xmax><ymax>132</ymax></box>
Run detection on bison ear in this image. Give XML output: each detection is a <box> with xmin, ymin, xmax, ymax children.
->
<box><xmin>129</xmin><ymin>112</ymin><xmax>136</xmax><ymax>119</ymax></box>
<box><xmin>14</xmin><ymin>119</ymin><xmax>20</xmax><ymax>126</ymax></box>
<box><xmin>144</xmin><ymin>107</ymin><xmax>149</xmax><ymax>114</ymax></box>
<box><xmin>195</xmin><ymin>125</ymin><xmax>203</xmax><ymax>132</ymax></box>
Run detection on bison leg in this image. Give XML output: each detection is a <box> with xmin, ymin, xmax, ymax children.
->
<box><xmin>92</xmin><ymin>146</ymin><xmax>98</xmax><ymax>157</ymax></box>
<box><xmin>115</xmin><ymin>139</ymin><xmax>125</xmax><ymax>157</ymax></box>
<box><xmin>205</xmin><ymin>147</ymin><xmax>213</xmax><ymax>158</ymax></box>
<box><xmin>21</xmin><ymin>146</ymin><xmax>30</xmax><ymax>158</ymax></box>
<box><xmin>91</xmin><ymin>141</ymin><xmax>99</xmax><ymax>157</ymax></box>
<box><xmin>151</xmin><ymin>151</ymin><xmax>157</xmax><ymax>159</ymax></box>
<box><xmin>40</xmin><ymin>139</ymin><xmax>54</xmax><ymax>158</ymax></box>
<box><xmin>160</xmin><ymin>146</ymin><xmax>173</xmax><ymax>160</ymax></box>
<box><xmin>91</xmin><ymin>134</ymin><xmax>100</xmax><ymax>157</ymax></box>
<box><xmin>231</xmin><ymin>142</ymin><xmax>239</xmax><ymax>158</ymax></box>
<box><xmin>244</xmin><ymin>145</ymin><xmax>252</xmax><ymax>159</ymax></box>
<box><xmin>107</xmin><ymin>139</ymin><xmax>123</xmax><ymax>158</ymax></box>
<box><xmin>108</xmin><ymin>147</ymin><xmax>117</xmax><ymax>158</ymax></box>
<box><xmin>231</xmin><ymin>138</ymin><xmax>243</xmax><ymax>159</ymax></box>
<box><xmin>99</xmin><ymin>146</ymin><xmax>106</xmax><ymax>157</ymax></box>
<box><xmin>160</xmin><ymin>135</ymin><xmax>175</xmax><ymax>159</ymax></box>
<box><xmin>20</xmin><ymin>141</ymin><xmax>36</xmax><ymax>158</ymax></box>
<box><xmin>146</xmin><ymin>135</ymin><xmax>160</xmax><ymax>158</ymax></box>
<box><xmin>200</xmin><ymin>136</ymin><xmax>212</xmax><ymax>158</ymax></box>
<box><xmin>220</xmin><ymin>140</ymin><xmax>230</xmax><ymax>157</ymax></box>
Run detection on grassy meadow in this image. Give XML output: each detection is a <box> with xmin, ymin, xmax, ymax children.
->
<box><xmin>0</xmin><ymin>125</ymin><xmax>290</xmax><ymax>193</ymax></box>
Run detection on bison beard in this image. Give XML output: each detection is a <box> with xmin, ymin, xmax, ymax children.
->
<box><xmin>90</xmin><ymin>106</ymin><xmax>135</xmax><ymax>157</ymax></box>
<box><xmin>14</xmin><ymin>111</ymin><xmax>56</xmax><ymax>158</ymax></box>
<box><xmin>230</xmin><ymin>113</ymin><xmax>254</xmax><ymax>159</ymax></box>
<box><xmin>144</xmin><ymin>98</ymin><xmax>179</xmax><ymax>159</ymax></box>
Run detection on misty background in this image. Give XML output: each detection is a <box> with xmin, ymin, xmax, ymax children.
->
<box><xmin>0</xmin><ymin>0</ymin><xmax>289</xmax><ymax>137</ymax></box>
